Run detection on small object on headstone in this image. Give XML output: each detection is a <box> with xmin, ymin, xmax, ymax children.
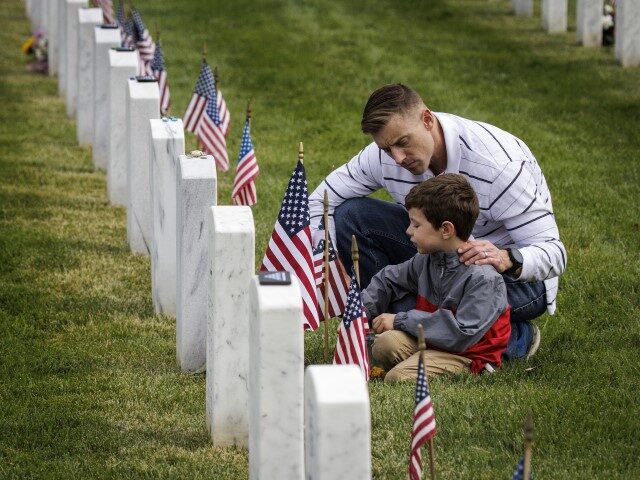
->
<box><xmin>64</xmin><ymin>0</ymin><xmax>88</xmax><ymax>119</ymax></box>
<box><xmin>304</xmin><ymin>365</ymin><xmax>372</xmax><ymax>480</ymax></box>
<box><xmin>541</xmin><ymin>0</ymin><xmax>568</xmax><ymax>34</ymax></box>
<box><xmin>615</xmin><ymin>0</ymin><xmax>640</xmax><ymax>67</ymax></box>
<box><xmin>126</xmin><ymin>77</ymin><xmax>160</xmax><ymax>255</ymax></box>
<box><xmin>107</xmin><ymin>48</ymin><xmax>137</xmax><ymax>206</ymax></box>
<box><xmin>577</xmin><ymin>0</ymin><xmax>604</xmax><ymax>48</ymax></box>
<box><xmin>176</xmin><ymin>154</ymin><xmax>217</xmax><ymax>372</ymax></box>
<box><xmin>258</xmin><ymin>271</ymin><xmax>291</xmax><ymax>285</ymax></box>
<box><xmin>249</xmin><ymin>275</ymin><xmax>304</xmax><ymax>480</ymax></box>
<box><xmin>207</xmin><ymin>206</ymin><xmax>254</xmax><ymax>447</ymax></box>
<box><xmin>150</xmin><ymin>118</ymin><xmax>185</xmax><ymax>316</ymax></box>
<box><xmin>75</xmin><ymin>7</ymin><xmax>103</xmax><ymax>147</ymax></box>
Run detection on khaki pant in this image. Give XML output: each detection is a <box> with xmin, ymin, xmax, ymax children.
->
<box><xmin>372</xmin><ymin>330</ymin><xmax>472</xmax><ymax>382</ymax></box>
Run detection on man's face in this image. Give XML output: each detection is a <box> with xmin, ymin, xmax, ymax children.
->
<box><xmin>406</xmin><ymin>207</ymin><xmax>443</xmax><ymax>254</ymax></box>
<box><xmin>373</xmin><ymin>108</ymin><xmax>435</xmax><ymax>175</ymax></box>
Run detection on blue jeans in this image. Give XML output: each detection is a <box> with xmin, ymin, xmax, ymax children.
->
<box><xmin>335</xmin><ymin>198</ymin><xmax>547</xmax><ymax>360</ymax></box>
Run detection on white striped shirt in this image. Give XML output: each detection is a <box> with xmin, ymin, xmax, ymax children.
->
<box><xmin>309</xmin><ymin>112</ymin><xmax>566</xmax><ymax>314</ymax></box>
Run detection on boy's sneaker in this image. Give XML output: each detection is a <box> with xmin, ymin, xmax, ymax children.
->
<box><xmin>525</xmin><ymin>324</ymin><xmax>541</xmax><ymax>360</ymax></box>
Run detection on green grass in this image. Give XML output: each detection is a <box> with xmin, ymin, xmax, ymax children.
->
<box><xmin>1</xmin><ymin>0</ymin><xmax>639</xmax><ymax>478</ymax></box>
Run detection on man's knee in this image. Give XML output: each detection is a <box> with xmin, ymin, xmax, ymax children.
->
<box><xmin>334</xmin><ymin>197</ymin><xmax>374</xmax><ymax>232</ymax></box>
<box><xmin>372</xmin><ymin>330</ymin><xmax>415</xmax><ymax>371</ymax></box>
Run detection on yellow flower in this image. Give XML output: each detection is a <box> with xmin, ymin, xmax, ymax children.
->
<box><xmin>21</xmin><ymin>36</ymin><xmax>35</xmax><ymax>54</ymax></box>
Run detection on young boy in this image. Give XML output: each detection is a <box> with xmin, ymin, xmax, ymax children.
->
<box><xmin>361</xmin><ymin>174</ymin><xmax>511</xmax><ymax>381</ymax></box>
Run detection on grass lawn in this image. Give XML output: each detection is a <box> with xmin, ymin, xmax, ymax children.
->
<box><xmin>1</xmin><ymin>0</ymin><xmax>639</xmax><ymax>478</ymax></box>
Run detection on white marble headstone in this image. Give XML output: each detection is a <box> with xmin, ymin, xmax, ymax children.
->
<box><xmin>48</xmin><ymin>0</ymin><xmax>59</xmax><ymax>76</ymax></box>
<box><xmin>541</xmin><ymin>0</ymin><xmax>568</xmax><ymax>34</ymax></box>
<box><xmin>64</xmin><ymin>0</ymin><xmax>88</xmax><ymax>118</ymax></box>
<box><xmin>150</xmin><ymin>118</ymin><xmax>185</xmax><ymax>316</ymax></box>
<box><xmin>513</xmin><ymin>0</ymin><xmax>533</xmax><ymax>17</ymax></box>
<box><xmin>615</xmin><ymin>0</ymin><xmax>640</xmax><ymax>67</ymax></box>
<box><xmin>57</xmin><ymin>0</ymin><xmax>67</xmax><ymax>95</ymax></box>
<box><xmin>107</xmin><ymin>48</ymin><xmax>137</xmax><ymax>205</ymax></box>
<box><xmin>126</xmin><ymin>76</ymin><xmax>160</xmax><ymax>255</ymax></box>
<box><xmin>176</xmin><ymin>153</ymin><xmax>217</xmax><ymax>373</ymax></box>
<box><xmin>206</xmin><ymin>206</ymin><xmax>255</xmax><ymax>447</ymax></box>
<box><xmin>304</xmin><ymin>365</ymin><xmax>372</xmax><ymax>480</ymax></box>
<box><xmin>249</xmin><ymin>274</ymin><xmax>305</xmax><ymax>480</ymax></box>
<box><xmin>76</xmin><ymin>7</ymin><xmax>103</xmax><ymax>147</ymax></box>
<box><xmin>577</xmin><ymin>0</ymin><xmax>604</xmax><ymax>47</ymax></box>
<box><xmin>92</xmin><ymin>25</ymin><xmax>121</xmax><ymax>171</ymax></box>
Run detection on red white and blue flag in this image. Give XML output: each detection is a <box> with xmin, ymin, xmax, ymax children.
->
<box><xmin>115</xmin><ymin>1</ymin><xmax>133</xmax><ymax>48</ymax></box>
<box><xmin>408</xmin><ymin>354</ymin><xmax>437</xmax><ymax>480</ymax></box>
<box><xmin>333</xmin><ymin>272</ymin><xmax>369</xmax><ymax>380</ymax></box>
<box><xmin>131</xmin><ymin>8</ymin><xmax>155</xmax><ymax>75</ymax></box>
<box><xmin>512</xmin><ymin>456</ymin><xmax>532</xmax><ymax>480</ymax></box>
<box><xmin>150</xmin><ymin>40</ymin><xmax>170</xmax><ymax>116</ymax></box>
<box><xmin>94</xmin><ymin>0</ymin><xmax>114</xmax><ymax>24</ymax></box>
<box><xmin>312</xmin><ymin>225</ymin><xmax>349</xmax><ymax>319</ymax></box>
<box><xmin>260</xmin><ymin>161</ymin><xmax>319</xmax><ymax>331</ymax></box>
<box><xmin>198</xmin><ymin>75</ymin><xmax>229</xmax><ymax>171</ymax></box>
<box><xmin>232</xmin><ymin>118</ymin><xmax>259</xmax><ymax>206</ymax></box>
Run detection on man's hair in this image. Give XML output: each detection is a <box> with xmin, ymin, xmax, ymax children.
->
<box><xmin>405</xmin><ymin>174</ymin><xmax>479</xmax><ymax>241</ymax></box>
<box><xmin>361</xmin><ymin>83</ymin><xmax>422</xmax><ymax>135</ymax></box>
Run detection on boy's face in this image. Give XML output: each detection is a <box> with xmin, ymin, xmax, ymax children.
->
<box><xmin>406</xmin><ymin>207</ymin><xmax>444</xmax><ymax>254</ymax></box>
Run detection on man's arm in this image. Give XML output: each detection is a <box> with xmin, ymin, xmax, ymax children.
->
<box><xmin>308</xmin><ymin>143</ymin><xmax>383</xmax><ymax>242</ymax></box>
<box><xmin>393</xmin><ymin>274</ymin><xmax>508</xmax><ymax>353</ymax></box>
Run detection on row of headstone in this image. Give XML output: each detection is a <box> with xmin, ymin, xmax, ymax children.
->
<box><xmin>512</xmin><ymin>0</ymin><xmax>639</xmax><ymax>67</ymax></box>
<box><xmin>27</xmin><ymin>2</ymin><xmax>374</xmax><ymax>477</ymax></box>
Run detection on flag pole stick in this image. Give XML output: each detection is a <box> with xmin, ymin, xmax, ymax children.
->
<box><xmin>322</xmin><ymin>190</ymin><xmax>330</xmax><ymax>363</ymax></box>
<box><xmin>298</xmin><ymin>142</ymin><xmax>304</xmax><ymax>165</ymax></box>
<box><xmin>523</xmin><ymin>411</ymin><xmax>533</xmax><ymax>480</ymax></box>
<box><xmin>246</xmin><ymin>98</ymin><xmax>252</xmax><ymax>121</ymax></box>
<box><xmin>417</xmin><ymin>324</ymin><xmax>436</xmax><ymax>480</ymax></box>
<box><xmin>351</xmin><ymin>235</ymin><xmax>360</xmax><ymax>286</ymax></box>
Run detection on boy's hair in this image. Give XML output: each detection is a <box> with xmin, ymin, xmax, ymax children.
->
<box><xmin>405</xmin><ymin>174</ymin><xmax>479</xmax><ymax>241</ymax></box>
<box><xmin>361</xmin><ymin>83</ymin><xmax>422</xmax><ymax>135</ymax></box>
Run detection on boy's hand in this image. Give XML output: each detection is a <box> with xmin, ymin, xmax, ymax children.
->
<box><xmin>372</xmin><ymin>313</ymin><xmax>396</xmax><ymax>334</ymax></box>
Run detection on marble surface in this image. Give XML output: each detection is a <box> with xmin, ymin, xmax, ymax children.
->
<box><xmin>57</xmin><ymin>0</ymin><xmax>67</xmax><ymax>95</ymax></box>
<box><xmin>541</xmin><ymin>0</ymin><xmax>568</xmax><ymax>34</ymax></box>
<box><xmin>615</xmin><ymin>0</ymin><xmax>640</xmax><ymax>67</ymax></box>
<box><xmin>64</xmin><ymin>0</ymin><xmax>87</xmax><ymax>118</ymax></box>
<box><xmin>577</xmin><ymin>0</ymin><xmax>604</xmax><ymax>47</ymax></box>
<box><xmin>48</xmin><ymin>0</ymin><xmax>59</xmax><ymax>76</ymax></box>
<box><xmin>206</xmin><ymin>206</ymin><xmax>254</xmax><ymax>447</ymax></box>
<box><xmin>75</xmin><ymin>8</ymin><xmax>102</xmax><ymax>147</ymax></box>
<box><xmin>304</xmin><ymin>365</ymin><xmax>371</xmax><ymax>480</ymax></box>
<box><xmin>513</xmin><ymin>0</ymin><xmax>532</xmax><ymax>16</ymax></box>
<box><xmin>150</xmin><ymin>118</ymin><xmax>185</xmax><ymax>316</ymax></box>
<box><xmin>176</xmin><ymin>154</ymin><xmax>217</xmax><ymax>372</ymax></box>
<box><xmin>92</xmin><ymin>26</ymin><xmax>121</xmax><ymax>171</ymax></box>
<box><xmin>126</xmin><ymin>77</ymin><xmax>160</xmax><ymax>255</ymax></box>
<box><xmin>107</xmin><ymin>49</ymin><xmax>137</xmax><ymax>206</ymax></box>
<box><xmin>249</xmin><ymin>275</ymin><xmax>305</xmax><ymax>480</ymax></box>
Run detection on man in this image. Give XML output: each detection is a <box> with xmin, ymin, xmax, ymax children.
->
<box><xmin>308</xmin><ymin>84</ymin><xmax>567</xmax><ymax>360</ymax></box>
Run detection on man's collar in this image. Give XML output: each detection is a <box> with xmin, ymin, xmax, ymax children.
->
<box><xmin>433</xmin><ymin>112</ymin><xmax>461</xmax><ymax>174</ymax></box>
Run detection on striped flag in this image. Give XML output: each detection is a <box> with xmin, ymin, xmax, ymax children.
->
<box><xmin>512</xmin><ymin>456</ymin><xmax>532</xmax><ymax>480</ymax></box>
<box><xmin>198</xmin><ymin>78</ymin><xmax>229</xmax><ymax>171</ymax></box>
<box><xmin>131</xmin><ymin>8</ymin><xmax>155</xmax><ymax>75</ymax></box>
<box><xmin>94</xmin><ymin>0</ymin><xmax>114</xmax><ymax>24</ymax></box>
<box><xmin>312</xmin><ymin>226</ymin><xmax>349</xmax><ymax>318</ymax></box>
<box><xmin>150</xmin><ymin>40</ymin><xmax>170</xmax><ymax>116</ymax></box>
<box><xmin>260</xmin><ymin>161</ymin><xmax>319</xmax><ymax>331</ymax></box>
<box><xmin>232</xmin><ymin>117</ymin><xmax>259</xmax><ymax>206</ymax></box>
<box><xmin>115</xmin><ymin>1</ymin><xmax>134</xmax><ymax>48</ymax></box>
<box><xmin>333</xmin><ymin>271</ymin><xmax>369</xmax><ymax>380</ymax></box>
<box><xmin>408</xmin><ymin>353</ymin><xmax>437</xmax><ymax>480</ymax></box>
<box><xmin>183</xmin><ymin>60</ymin><xmax>213</xmax><ymax>133</ymax></box>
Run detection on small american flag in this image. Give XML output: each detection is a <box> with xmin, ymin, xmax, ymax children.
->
<box><xmin>115</xmin><ymin>1</ymin><xmax>134</xmax><ymax>48</ymax></box>
<box><xmin>198</xmin><ymin>76</ymin><xmax>229</xmax><ymax>171</ymax></box>
<box><xmin>150</xmin><ymin>40</ymin><xmax>170</xmax><ymax>116</ymax></box>
<box><xmin>333</xmin><ymin>271</ymin><xmax>369</xmax><ymax>380</ymax></box>
<box><xmin>260</xmin><ymin>161</ymin><xmax>319</xmax><ymax>331</ymax></box>
<box><xmin>94</xmin><ymin>0</ymin><xmax>114</xmax><ymax>24</ymax></box>
<box><xmin>183</xmin><ymin>60</ymin><xmax>213</xmax><ymax>133</ymax></box>
<box><xmin>409</xmin><ymin>353</ymin><xmax>437</xmax><ymax>480</ymax></box>
<box><xmin>512</xmin><ymin>456</ymin><xmax>532</xmax><ymax>480</ymax></box>
<box><xmin>131</xmin><ymin>8</ymin><xmax>155</xmax><ymax>75</ymax></box>
<box><xmin>232</xmin><ymin>118</ymin><xmax>259</xmax><ymax>206</ymax></box>
<box><xmin>312</xmin><ymin>225</ymin><xmax>349</xmax><ymax>318</ymax></box>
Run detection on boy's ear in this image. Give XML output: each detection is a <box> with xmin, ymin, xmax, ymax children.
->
<box><xmin>441</xmin><ymin>221</ymin><xmax>456</xmax><ymax>239</ymax></box>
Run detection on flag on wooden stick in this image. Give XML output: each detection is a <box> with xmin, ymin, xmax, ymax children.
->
<box><xmin>198</xmin><ymin>75</ymin><xmax>229</xmax><ymax>171</ymax></box>
<box><xmin>333</xmin><ymin>271</ymin><xmax>369</xmax><ymax>380</ymax></box>
<box><xmin>312</xmin><ymin>222</ymin><xmax>349</xmax><ymax>318</ymax></box>
<box><xmin>115</xmin><ymin>0</ymin><xmax>133</xmax><ymax>48</ymax></box>
<box><xmin>232</xmin><ymin>111</ymin><xmax>259</xmax><ymax>206</ymax></box>
<box><xmin>260</xmin><ymin>153</ymin><xmax>319</xmax><ymax>331</ymax></box>
<box><xmin>213</xmin><ymin>67</ymin><xmax>231</xmax><ymax>138</ymax></box>
<box><xmin>183</xmin><ymin>59</ymin><xmax>213</xmax><ymax>133</ymax></box>
<box><xmin>150</xmin><ymin>39</ymin><xmax>170</xmax><ymax>116</ymax></box>
<box><xmin>408</xmin><ymin>353</ymin><xmax>437</xmax><ymax>480</ymax></box>
<box><xmin>131</xmin><ymin>8</ymin><xmax>155</xmax><ymax>74</ymax></box>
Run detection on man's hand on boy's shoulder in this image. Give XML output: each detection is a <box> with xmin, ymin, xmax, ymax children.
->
<box><xmin>457</xmin><ymin>239</ymin><xmax>510</xmax><ymax>273</ymax></box>
<box><xmin>372</xmin><ymin>313</ymin><xmax>395</xmax><ymax>334</ymax></box>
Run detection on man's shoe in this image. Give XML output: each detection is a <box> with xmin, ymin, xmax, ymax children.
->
<box><xmin>525</xmin><ymin>324</ymin><xmax>541</xmax><ymax>360</ymax></box>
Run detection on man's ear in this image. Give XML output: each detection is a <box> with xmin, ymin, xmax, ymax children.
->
<box><xmin>422</xmin><ymin>108</ymin><xmax>434</xmax><ymax>131</ymax></box>
<box><xmin>441</xmin><ymin>221</ymin><xmax>456</xmax><ymax>239</ymax></box>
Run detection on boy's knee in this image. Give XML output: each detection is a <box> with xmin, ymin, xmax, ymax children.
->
<box><xmin>371</xmin><ymin>331</ymin><xmax>397</xmax><ymax>367</ymax></box>
<box><xmin>384</xmin><ymin>366</ymin><xmax>414</xmax><ymax>383</ymax></box>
